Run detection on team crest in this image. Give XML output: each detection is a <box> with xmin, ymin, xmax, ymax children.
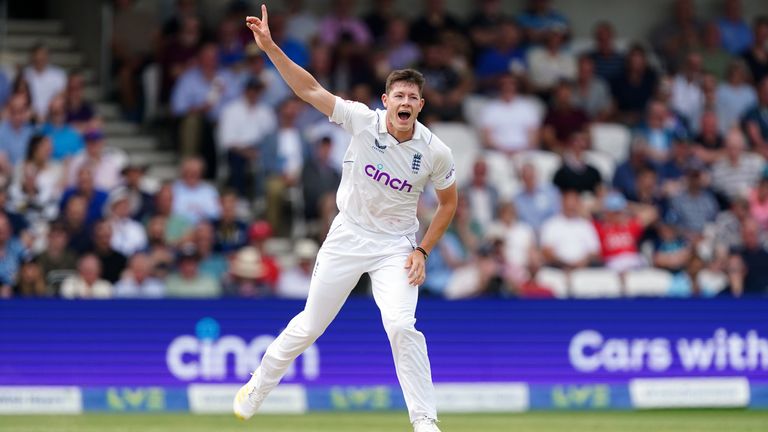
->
<box><xmin>372</xmin><ymin>138</ymin><xmax>387</xmax><ymax>153</ymax></box>
<box><xmin>411</xmin><ymin>152</ymin><xmax>422</xmax><ymax>174</ymax></box>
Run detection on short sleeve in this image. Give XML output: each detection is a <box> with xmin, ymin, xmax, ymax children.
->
<box><xmin>329</xmin><ymin>96</ymin><xmax>377</xmax><ymax>136</ymax></box>
<box><xmin>429</xmin><ymin>140</ymin><xmax>456</xmax><ymax>190</ymax></box>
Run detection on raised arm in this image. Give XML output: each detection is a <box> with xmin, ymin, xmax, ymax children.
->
<box><xmin>246</xmin><ymin>5</ymin><xmax>335</xmax><ymax>116</ymax></box>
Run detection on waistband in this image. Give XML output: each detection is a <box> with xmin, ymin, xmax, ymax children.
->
<box><xmin>335</xmin><ymin>213</ymin><xmax>417</xmax><ymax>242</ymax></box>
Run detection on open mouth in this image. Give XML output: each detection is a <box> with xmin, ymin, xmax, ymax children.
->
<box><xmin>397</xmin><ymin>110</ymin><xmax>411</xmax><ymax>121</ymax></box>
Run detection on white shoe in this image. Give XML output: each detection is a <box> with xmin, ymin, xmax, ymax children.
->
<box><xmin>233</xmin><ymin>373</ymin><xmax>268</xmax><ymax>420</ymax></box>
<box><xmin>413</xmin><ymin>417</ymin><xmax>441</xmax><ymax>432</ymax></box>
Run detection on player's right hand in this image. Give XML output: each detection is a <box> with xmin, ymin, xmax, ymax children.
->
<box><xmin>245</xmin><ymin>5</ymin><xmax>272</xmax><ymax>50</ymax></box>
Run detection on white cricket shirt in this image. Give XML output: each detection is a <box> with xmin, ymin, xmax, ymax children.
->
<box><xmin>329</xmin><ymin>97</ymin><xmax>456</xmax><ymax>236</ymax></box>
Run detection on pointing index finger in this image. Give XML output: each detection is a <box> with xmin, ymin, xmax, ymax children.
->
<box><xmin>261</xmin><ymin>4</ymin><xmax>268</xmax><ymax>25</ymax></box>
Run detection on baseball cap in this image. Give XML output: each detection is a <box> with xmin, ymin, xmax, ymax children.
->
<box><xmin>603</xmin><ymin>191</ymin><xmax>627</xmax><ymax>212</ymax></box>
<box><xmin>248</xmin><ymin>220</ymin><xmax>273</xmax><ymax>241</ymax></box>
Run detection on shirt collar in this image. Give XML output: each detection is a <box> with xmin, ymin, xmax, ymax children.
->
<box><xmin>376</xmin><ymin>110</ymin><xmax>428</xmax><ymax>142</ymax></box>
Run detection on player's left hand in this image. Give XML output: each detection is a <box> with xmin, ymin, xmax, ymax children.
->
<box><xmin>405</xmin><ymin>250</ymin><xmax>426</xmax><ymax>287</ymax></box>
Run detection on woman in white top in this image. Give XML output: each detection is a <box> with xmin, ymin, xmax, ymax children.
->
<box><xmin>60</xmin><ymin>254</ymin><xmax>112</xmax><ymax>299</ymax></box>
<box><xmin>9</xmin><ymin>134</ymin><xmax>64</xmax><ymax>223</ymax></box>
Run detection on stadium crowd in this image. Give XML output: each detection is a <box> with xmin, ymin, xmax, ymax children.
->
<box><xmin>1</xmin><ymin>0</ymin><xmax>768</xmax><ymax>299</ymax></box>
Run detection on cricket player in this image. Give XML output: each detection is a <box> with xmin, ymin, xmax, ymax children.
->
<box><xmin>234</xmin><ymin>6</ymin><xmax>457</xmax><ymax>432</ymax></box>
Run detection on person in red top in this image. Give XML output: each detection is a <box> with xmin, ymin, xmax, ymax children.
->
<box><xmin>246</xmin><ymin>220</ymin><xmax>280</xmax><ymax>291</ymax></box>
<box><xmin>593</xmin><ymin>191</ymin><xmax>658</xmax><ymax>272</ymax></box>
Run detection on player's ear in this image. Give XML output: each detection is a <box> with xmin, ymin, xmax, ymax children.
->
<box><xmin>381</xmin><ymin>93</ymin><xmax>388</xmax><ymax>107</ymax></box>
<box><xmin>419</xmin><ymin>97</ymin><xmax>425</xmax><ymax>111</ymax></box>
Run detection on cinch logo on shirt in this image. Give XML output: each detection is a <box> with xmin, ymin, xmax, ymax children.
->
<box><xmin>365</xmin><ymin>163</ymin><xmax>413</xmax><ymax>192</ymax></box>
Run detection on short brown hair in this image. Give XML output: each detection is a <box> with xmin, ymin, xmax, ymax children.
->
<box><xmin>385</xmin><ymin>69</ymin><xmax>425</xmax><ymax>96</ymax></box>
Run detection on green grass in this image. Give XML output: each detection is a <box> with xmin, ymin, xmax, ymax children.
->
<box><xmin>1</xmin><ymin>411</ymin><xmax>767</xmax><ymax>432</ymax></box>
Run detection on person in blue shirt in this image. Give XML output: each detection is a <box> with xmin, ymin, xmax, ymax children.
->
<box><xmin>0</xmin><ymin>94</ymin><xmax>34</xmax><ymax>167</ymax></box>
<box><xmin>0</xmin><ymin>69</ymin><xmax>10</xmax><ymax>108</ymax></box>
<box><xmin>475</xmin><ymin>19</ymin><xmax>526</xmax><ymax>93</ymax></box>
<box><xmin>717</xmin><ymin>0</ymin><xmax>753</xmax><ymax>55</ymax></box>
<box><xmin>514</xmin><ymin>162</ymin><xmax>561</xmax><ymax>232</ymax></box>
<box><xmin>0</xmin><ymin>213</ymin><xmax>27</xmax><ymax>294</ymax></box>
<box><xmin>39</xmin><ymin>94</ymin><xmax>84</xmax><ymax>161</ymax></box>
<box><xmin>516</xmin><ymin>0</ymin><xmax>569</xmax><ymax>44</ymax></box>
<box><xmin>59</xmin><ymin>166</ymin><xmax>108</xmax><ymax>226</ymax></box>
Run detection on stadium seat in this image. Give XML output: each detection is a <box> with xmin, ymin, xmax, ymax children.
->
<box><xmin>590</xmin><ymin>123</ymin><xmax>631</xmax><ymax>163</ymax></box>
<box><xmin>485</xmin><ymin>153</ymin><xmax>520</xmax><ymax>198</ymax></box>
<box><xmin>585</xmin><ymin>150</ymin><xmax>616</xmax><ymax>182</ymax></box>
<box><xmin>462</xmin><ymin>94</ymin><xmax>491</xmax><ymax>128</ymax></box>
<box><xmin>535</xmin><ymin>267</ymin><xmax>569</xmax><ymax>298</ymax></box>
<box><xmin>513</xmin><ymin>150</ymin><xmax>562</xmax><ymax>183</ymax></box>
<box><xmin>570</xmin><ymin>268</ymin><xmax>623</xmax><ymax>298</ymax></box>
<box><xmin>429</xmin><ymin>122</ymin><xmax>481</xmax><ymax>187</ymax></box>
<box><xmin>624</xmin><ymin>268</ymin><xmax>673</xmax><ymax>297</ymax></box>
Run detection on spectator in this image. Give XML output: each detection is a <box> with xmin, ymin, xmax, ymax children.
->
<box><xmin>144</xmin><ymin>216</ymin><xmax>175</xmax><ymax>280</ymax></box>
<box><xmin>13</xmin><ymin>258</ymin><xmax>47</xmax><ymax>298</ymax></box>
<box><xmin>364</xmin><ymin>0</ymin><xmax>397</xmax><ymax>43</ymax></box>
<box><xmin>718</xmin><ymin>0</ymin><xmax>753</xmax><ymax>55</ymax></box>
<box><xmin>376</xmin><ymin>17</ymin><xmax>420</xmax><ymax>76</ymax></box>
<box><xmin>261</xmin><ymin>11</ymin><xmax>310</xmax><ymax>69</ymax></box>
<box><xmin>23</xmin><ymin>43</ymin><xmax>67</xmax><ymax>121</ymax></box>
<box><xmin>714</xmin><ymin>197</ymin><xmax>751</xmax><ymax>259</ymax></box>
<box><xmin>692</xmin><ymin>111</ymin><xmax>724</xmax><ymax>164</ymax></box>
<box><xmin>66</xmin><ymin>130</ymin><xmax>124</xmax><ymax>190</ymax></box>
<box><xmin>0</xmin><ymin>68</ymin><xmax>9</xmax><ymax>108</ymax></box>
<box><xmin>171</xmin><ymin>157</ymin><xmax>221</xmax><ymax>224</ymax></box>
<box><xmin>658</xmin><ymin>138</ymin><xmax>693</xmax><ymax>196</ymax></box>
<box><xmin>159</xmin><ymin>15</ymin><xmax>202</xmax><ymax>103</ymax></box>
<box><xmin>743</xmin><ymin>77</ymin><xmax>768</xmax><ymax>156</ymax></box>
<box><xmin>59</xmin><ymin>195</ymin><xmax>91</xmax><ymax>253</ymax></box>
<box><xmin>612</xmin><ymin>144</ymin><xmax>650</xmax><ymax>201</ymax></box>
<box><xmin>165</xmin><ymin>244</ymin><xmax>221</xmax><ymax>298</ymax></box>
<box><xmin>728</xmin><ymin>219</ymin><xmax>768</xmax><ymax>296</ymax></box>
<box><xmin>64</xmin><ymin>71</ymin><xmax>97</xmax><ymax>131</ymax></box>
<box><xmin>593</xmin><ymin>191</ymin><xmax>656</xmax><ymax>272</ymax></box>
<box><xmin>0</xmin><ymin>213</ymin><xmax>27</xmax><ymax>292</ymax></box>
<box><xmin>284</xmin><ymin>0</ymin><xmax>319</xmax><ymax>45</ymax></box>
<box><xmin>651</xmin><ymin>0</ymin><xmax>703</xmax><ymax>72</ymax></box>
<box><xmin>716</xmin><ymin>60</ymin><xmax>756</xmax><ymax>135</ymax></box>
<box><xmin>516</xmin><ymin>0</ymin><xmax>569</xmax><ymax>44</ymax></box>
<box><xmin>474</xmin><ymin>19</ymin><xmax>525</xmax><ymax>93</ymax></box>
<box><xmin>40</xmin><ymin>94</ymin><xmax>84</xmax><ymax>161</ymax></box>
<box><xmin>420</xmin><ymin>230</ymin><xmax>468</xmax><ymax>298</ymax></box>
<box><xmin>748</xmin><ymin>167</ymin><xmax>768</xmax><ymax>230</ymax></box>
<box><xmin>447</xmin><ymin>194</ymin><xmax>483</xmax><ymax>258</ymax></box>
<box><xmin>247</xmin><ymin>220</ymin><xmax>280</xmax><ymax>290</ymax></box>
<box><xmin>318</xmin><ymin>0</ymin><xmax>372</xmax><ymax>47</ymax></box>
<box><xmin>149</xmin><ymin>182</ymin><xmax>193</xmax><ymax>245</ymax></box>
<box><xmin>35</xmin><ymin>221</ymin><xmax>77</xmax><ymax>288</ymax></box>
<box><xmin>487</xmin><ymin>201</ymin><xmax>537</xmax><ymax>276</ymax></box>
<box><xmin>467</xmin><ymin>0</ymin><xmax>508</xmax><ymax>61</ymax></box>
<box><xmin>669</xmin><ymin>160</ymin><xmax>720</xmax><ymax>239</ymax></box>
<box><xmin>671</xmin><ymin>52</ymin><xmax>705</xmax><ymax>128</ymax></box>
<box><xmin>526</xmin><ymin>24</ymin><xmax>576</xmax><ymax>95</ymax></box>
<box><xmin>741</xmin><ymin>16</ymin><xmax>768</xmax><ymax>83</ymax></box>
<box><xmin>217</xmin><ymin>76</ymin><xmax>277</xmax><ymax>198</ymax></box>
<box><xmin>461</xmin><ymin>158</ymin><xmax>499</xmax><ymax>228</ymax></box>
<box><xmin>113</xmin><ymin>252</ymin><xmax>166</xmax><ymax>298</ymax></box>
<box><xmin>0</xmin><ymin>94</ymin><xmax>34</xmax><ymax>169</ymax></box>
<box><xmin>8</xmin><ymin>134</ymin><xmax>63</xmax><ymax>227</ymax></box>
<box><xmin>480</xmin><ymin>74</ymin><xmax>542</xmax><ymax>154</ymax></box>
<box><xmin>409</xmin><ymin>0</ymin><xmax>463</xmax><ymax>46</ymax></box>
<box><xmin>587</xmin><ymin>21</ymin><xmax>625</xmax><ymax>82</ymax></box>
<box><xmin>633</xmin><ymin>100</ymin><xmax>678</xmax><ymax>165</ymax></box>
<box><xmin>553</xmin><ymin>130</ymin><xmax>603</xmax><ymax>194</ymax></box>
<box><xmin>696</xmin><ymin>22</ymin><xmax>732</xmax><ymax>80</ymax></box>
<box><xmin>572</xmin><ymin>55</ymin><xmax>613</xmax><ymax>121</ymax></box>
<box><xmin>652</xmin><ymin>212</ymin><xmax>693</xmax><ymax>274</ymax></box>
<box><xmin>418</xmin><ymin>39</ymin><xmax>472</xmax><ymax>122</ymax></box>
<box><xmin>88</xmin><ymin>219</ymin><xmax>128</xmax><ymax>284</ymax></box>
<box><xmin>60</xmin><ymin>254</ymin><xmax>112</xmax><ymax>299</ymax></box>
<box><xmin>161</xmin><ymin>0</ymin><xmax>203</xmax><ymax>40</ymax></box>
<box><xmin>711</xmin><ymin>129</ymin><xmax>764</xmax><ymax>202</ymax></box>
<box><xmin>633</xmin><ymin>166</ymin><xmax>667</xmax><ymax>211</ymax></box>
<box><xmin>514</xmin><ymin>162</ymin><xmax>561</xmax><ymax>232</ymax></box>
<box><xmin>120</xmin><ymin>163</ymin><xmax>153</xmax><ymax>222</ymax></box>
<box><xmin>541</xmin><ymin>81</ymin><xmax>590</xmax><ymax>152</ymax></box>
<box><xmin>212</xmin><ymin>190</ymin><xmax>248</xmax><ymax>254</ymax></box>
<box><xmin>233</xmin><ymin>44</ymin><xmax>292</xmax><ymax>109</ymax></box>
<box><xmin>277</xmin><ymin>239</ymin><xmax>319</xmax><ymax>299</ymax></box>
<box><xmin>60</xmin><ymin>166</ymin><xmax>108</xmax><ymax>226</ymax></box>
<box><xmin>328</xmin><ymin>32</ymin><xmax>377</xmax><ymax>96</ymax></box>
<box><xmin>540</xmin><ymin>189</ymin><xmax>601</xmax><ymax>269</ymax></box>
<box><xmin>193</xmin><ymin>221</ymin><xmax>228</xmax><ymax>281</ymax></box>
<box><xmin>216</xmin><ymin>17</ymin><xmax>246</xmax><ymax>68</ymax></box>
<box><xmin>105</xmin><ymin>188</ymin><xmax>148</xmax><ymax>256</ymax></box>
<box><xmin>301</xmin><ymin>136</ymin><xmax>341</xmax><ymax>238</ymax></box>
<box><xmin>224</xmin><ymin>246</ymin><xmax>269</xmax><ymax>297</ymax></box>
<box><xmin>610</xmin><ymin>45</ymin><xmax>658</xmax><ymax>125</ymax></box>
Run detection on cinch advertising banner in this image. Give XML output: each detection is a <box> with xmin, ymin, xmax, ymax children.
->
<box><xmin>1</xmin><ymin>299</ymin><xmax>767</xmax><ymax>387</ymax></box>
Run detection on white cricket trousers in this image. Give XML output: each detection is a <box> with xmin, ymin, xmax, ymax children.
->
<box><xmin>252</xmin><ymin>214</ymin><xmax>437</xmax><ymax>422</ymax></box>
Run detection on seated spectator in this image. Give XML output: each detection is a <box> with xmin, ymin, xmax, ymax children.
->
<box><xmin>212</xmin><ymin>190</ymin><xmax>248</xmax><ymax>254</ymax></box>
<box><xmin>193</xmin><ymin>221</ymin><xmax>228</xmax><ymax>281</ymax></box>
<box><xmin>711</xmin><ymin>129</ymin><xmax>764</xmax><ymax>202</ymax></box>
<box><xmin>692</xmin><ymin>111</ymin><xmax>724</xmax><ymax>164</ymax></box>
<box><xmin>633</xmin><ymin>100</ymin><xmax>678</xmax><ymax>164</ymax></box>
<box><xmin>277</xmin><ymin>239</ymin><xmax>319</xmax><ymax>299</ymax></box>
<box><xmin>715</xmin><ymin>60</ymin><xmax>756</xmax><ymax>135</ymax></box>
<box><xmin>670</xmin><ymin>52</ymin><xmax>705</xmax><ymax>129</ymax></box>
<box><xmin>474</xmin><ymin>19</ymin><xmax>525</xmax><ymax>93</ymax></box>
<box><xmin>318</xmin><ymin>0</ymin><xmax>372</xmax><ymax>46</ymax></box>
<box><xmin>159</xmin><ymin>15</ymin><xmax>202</xmax><ymax>104</ymax></box>
<box><xmin>593</xmin><ymin>191</ymin><xmax>656</xmax><ymax>272</ymax></box>
<box><xmin>64</xmin><ymin>71</ymin><xmax>97</xmax><ymax>131</ymax></box>
<box><xmin>35</xmin><ymin>221</ymin><xmax>77</xmax><ymax>289</ymax></box>
<box><xmin>60</xmin><ymin>254</ymin><xmax>112</xmax><ymax>299</ymax></box>
<box><xmin>714</xmin><ymin>197</ymin><xmax>751</xmax><ymax>260</ymax></box>
<box><xmin>553</xmin><ymin>130</ymin><xmax>603</xmax><ymax>194</ymax></box>
<box><xmin>217</xmin><ymin>77</ymin><xmax>277</xmax><ymax>198</ymax></box>
<box><xmin>651</xmin><ymin>0</ymin><xmax>703</xmax><ymax>72</ymax></box>
<box><xmin>224</xmin><ymin>246</ymin><xmax>270</xmax><ymax>297</ymax></box>
<box><xmin>364</xmin><ymin>0</ymin><xmax>396</xmax><ymax>43</ymax></box>
<box><xmin>487</xmin><ymin>201</ymin><xmax>537</xmax><ymax>278</ymax></box>
<box><xmin>23</xmin><ymin>43</ymin><xmax>67</xmax><ymax>121</ymax></box>
<box><xmin>231</xmin><ymin>44</ymin><xmax>291</xmax><ymax>108</ymax></box>
<box><xmin>59</xmin><ymin>195</ymin><xmax>91</xmax><ymax>253</ymax></box>
<box><xmin>467</xmin><ymin>0</ymin><xmax>508</xmax><ymax>59</ymax></box>
<box><xmin>718</xmin><ymin>0</ymin><xmax>753</xmax><ymax>55</ymax></box>
<box><xmin>66</xmin><ymin>129</ymin><xmax>125</xmax><ymax>190</ymax></box>
<box><xmin>246</xmin><ymin>221</ymin><xmax>280</xmax><ymax>291</ymax></box>
<box><xmin>9</xmin><ymin>135</ymin><xmax>64</xmax><ymax>226</ymax></box>
<box><xmin>165</xmin><ymin>244</ymin><xmax>221</xmax><ymax>298</ymax></box>
<box><xmin>540</xmin><ymin>189</ymin><xmax>601</xmax><ymax>269</ymax></box>
<box><xmin>114</xmin><ymin>252</ymin><xmax>166</xmax><ymax>298</ymax></box>
<box><xmin>516</xmin><ymin>0</ymin><xmax>569</xmax><ymax>44</ymax></box>
<box><xmin>0</xmin><ymin>68</ymin><xmax>9</xmax><ymax>108</ymax></box>
<box><xmin>480</xmin><ymin>74</ymin><xmax>542</xmax><ymax>154</ymax></box>
<box><xmin>572</xmin><ymin>55</ymin><xmax>613</xmax><ymax>121</ymax></box>
<box><xmin>0</xmin><ymin>94</ymin><xmax>34</xmax><ymax>169</ymax></box>
<box><xmin>148</xmin><ymin>182</ymin><xmax>192</xmax><ymax>245</ymax></box>
<box><xmin>514</xmin><ymin>162</ymin><xmax>560</xmax><ymax>232</ymax></box>
<box><xmin>612</xmin><ymin>144</ymin><xmax>651</xmax><ymax>201</ymax></box>
<box><xmin>695</xmin><ymin>22</ymin><xmax>732</xmax><ymax>80</ymax></box>
<box><xmin>541</xmin><ymin>81</ymin><xmax>590</xmax><ymax>152</ymax></box>
<box><xmin>60</xmin><ymin>166</ymin><xmax>108</xmax><ymax>225</ymax></box>
<box><xmin>40</xmin><ymin>94</ymin><xmax>84</xmax><ymax>161</ymax></box>
<box><xmin>610</xmin><ymin>45</ymin><xmax>658</xmax><ymax>125</ymax></box>
<box><xmin>284</xmin><ymin>0</ymin><xmax>319</xmax><ymax>45</ymax></box>
<box><xmin>105</xmin><ymin>188</ymin><xmax>148</xmax><ymax>256</ymax></box>
<box><xmin>144</xmin><ymin>216</ymin><xmax>175</xmax><ymax>280</ymax></box>
<box><xmin>748</xmin><ymin>167</ymin><xmax>768</xmax><ymax>230</ymax></box>
<box><xmin>669</xmin><ymin>160</ymin><xmax>720</xmax><ymax>239</ymax></box>
<box><xmin>409</xmin><ymin>0</ymin><xmax>463</xmax><ymax>45</ymax></box>
<box><xmin>172</xmin><ymin>157</ymin><xmax>221</xmax><ymax>224</ymax></box>
<box><xmin>526</xmin><ymin>24</ymin><xmax>576</xmax><ymax>95</ymax></box>
<box><xmin>120</xmin><ymin>163</ymin><xmax>153</xmax><ymax>222</ymax></box>
<box><xmin>633</xmin><ymin>166</ymin><xmax>668</xmax><ymax>212</ymax></box>
<box><xmin>446</xmin><ymin>194</ymin><xmax>483</xmax><ymax>259</ymax></box>
<box><xmin>728</xmin><ymin>219</ymin><xmax>768</xmax><ymax>296</ymax></box>
<box><xmin>375</xmin><ymin>17</ymin><xmax>420</xmax><ymax>76</ymax></box>
<box><xmin>0</xmin><ymin>213</ymin><xmax>27</xmax><ymax>292</ymax></box>
<box><xmin>13</xmin><ymin>257</ymin><xmax>47</xmax><ymax>298</ymax></box>
<box><xmin>743</xmin><ymin>77</ymin><xmax>768</xmax><ymax>157</ymax></box>
<box><xmin>87</xmin><ymin>219</ymin><xmax>128</xmax><ymax>284</ymax></box>
<box><xmin>301</xmin><ymin>136</ymin><xmax>341</xmax><ymax>238</ymax></box>
<box><xmin>658</xmin><ymin>138</ymin><xmax>693</xmax><ymax>197</ymax></box>
<box><xmin>587</xmin><ymin>21</ymin><xmax>625</xmax><ymax>83</ymax></box>
<box><xmin>741</xmin><ymin>16</ymin><xmax>768</xmax><ymax>84</ymax></box>
<box><xmin>216</xmin><ymin>17</ymin><xmax>246</xmax><ymax>68</ymax></box>
<box><xmin>652</xmin><ymin>212</ymin><xmax>693</xmax><ymax>274</ymax></box>
<box><xmin>421</xmin><ymin>230</ymin><xmax>468</xmax><ymax>297</ymax></box>
<box><xmin>418</xmin><ymin>39</ymin><xmax>471</xmax><ymax>122</ymax></box>
<box><xmin>461</xmin><ymin>158</ymin><xmax>499</xmax><ymax>229</ymax></box>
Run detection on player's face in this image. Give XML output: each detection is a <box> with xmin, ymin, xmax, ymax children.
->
<box><xmin>382</xmin><ymin>82</ymin><xmax>424</xmax><ymax>133</ymax></box>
